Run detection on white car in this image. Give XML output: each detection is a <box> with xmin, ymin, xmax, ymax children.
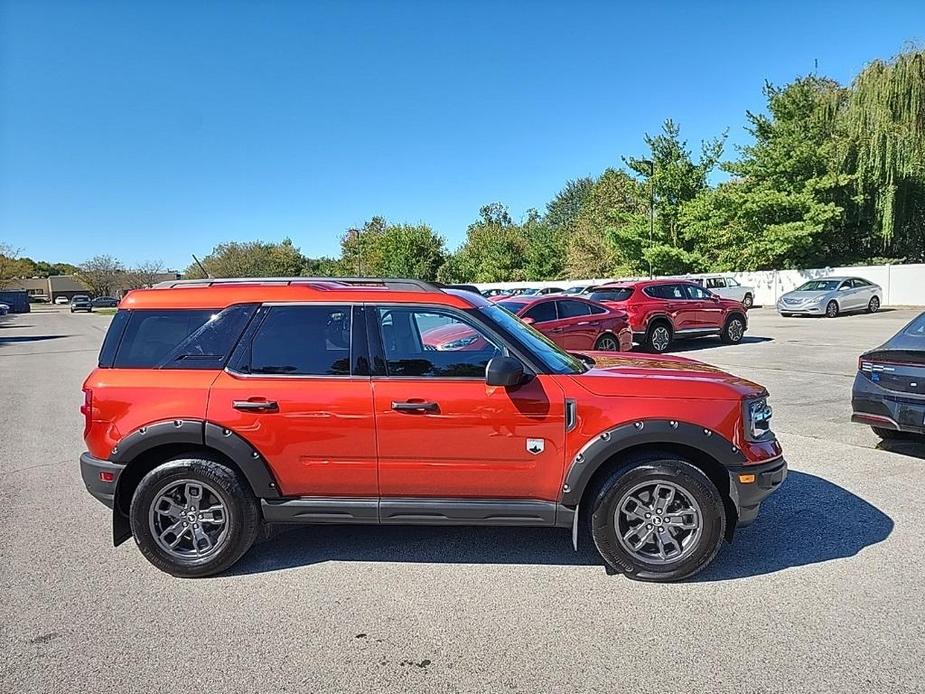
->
<box><xmin>692</xmin><ymin>276</ymin><xmax>755</xmax><ymax>308</ymax></box>
<box><xmin>54</xmin><ymin>296</ymin><xmax>70</xmax><ymax>305</ymax></box>
<box><xmin>777</xmin><ymin>276</ymin><xmax>882</xmax><ymax>318</ymax></box>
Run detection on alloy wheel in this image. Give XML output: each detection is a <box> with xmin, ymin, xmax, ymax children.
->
<box><xmin>596</xmin><ymin>335</ymin><xmax>619</xmax><ymax>351</ymax></box>
<box><xmin>869</xmin><ymin>296</ymin><xmax>879</xmax><ymax>313</ymax></box>
<box><xmin>826</xmin><ymin>301</ymin><xmax>839</xmax><ymax>318</ymax></box>
<box><xmin>148</xmin><ymin>479</ymin><xmax>229</xmax><ymax>559</ymax></box>
<box><xmin>650</xmin><ymin>326</ymin><xmax>671</xmax><ymax>352</ymax></box>
<box><xmin>727</xmin><ymin>319</ymin><xmax>744</xmax><ymax>342</ymax></box>
<box><xmin>615</xmin><ymin>481</ymin><xmax>703</xmax><ymax>564</ymax></box>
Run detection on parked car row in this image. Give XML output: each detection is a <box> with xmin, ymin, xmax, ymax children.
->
<box><xmin>67</xmin><ymin>295</ymin><xmax>120</xmax><ymax>312</ymax></box>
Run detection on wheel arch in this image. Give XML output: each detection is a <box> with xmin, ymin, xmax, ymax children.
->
<box><xmin>563</xmin><ymin>420</ymin><xmax>742</xmax><ymax>540</ymax></box>
<box><xmin>109</xmin><ymin>419</ymin><xmax>280</xmax><ymax>545</ymax></box>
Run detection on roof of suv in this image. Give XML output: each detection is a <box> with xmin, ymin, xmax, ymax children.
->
<box><xmin>120</xmin><ymin>277</ymin><xmax>489</xmax><ymax>311</ymax></box>
<box><xmin>596</xmin><ymin>278</ymin><xmax>694</xmax><ymax>290</ymax></box>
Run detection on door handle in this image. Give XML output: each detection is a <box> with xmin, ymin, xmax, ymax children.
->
<box><xmin>391</xmin><ymin>401</ymin><xmax>439</xmax><ymax>412</ymax></box>
<box><xmin>550</xmin><ymin>327</ymin><xmax>564</xmax><ymax>333</ymax></box>
<box><xmin>233</xmin><ymin>399</ymin><xmax>279</xmax><ymax>412</ymax></box>
<box><xmin>577</xmin><ymin>321</ymin><xmax>590</xmax><ymax>326</ymax></box>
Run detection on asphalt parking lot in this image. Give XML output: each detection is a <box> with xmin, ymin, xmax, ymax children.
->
<box><xmin>1</xmin><ymin>305</ymin><xmax>923</xmax><ymax>693</ymax></box>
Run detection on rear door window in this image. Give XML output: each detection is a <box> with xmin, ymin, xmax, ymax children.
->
<box><xmin>242</xmin><ymin>305</ymin><xmax>352</xmax><ymax>376</ymax></box>
<box><xmin>557</xmin><ymin>300</ymin><xmax>592</xmax><ymax>318</ymax></box>
<box><xmin>522</xmin><ymin>301</ymin><xmax>557</xmax><ymax>324</ymax></box>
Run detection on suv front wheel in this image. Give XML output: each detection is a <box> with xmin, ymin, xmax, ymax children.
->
<box><xmin>588</xmin><ymin>453</ymin><xmax>726</xmax><ymax>582</ymax></box>
<box><xmin>129</xmin><ymin>455</ymin><xmax>261</xmax><ymax>577</ymax></box>
<box><xmin>721</xmin><ymin>315</ymin><xmax>746</xmax><ymax>344</ymax></box>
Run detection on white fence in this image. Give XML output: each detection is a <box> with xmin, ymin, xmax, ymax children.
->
<box><xmin>475</xmin><ymin>263</ymin><xmax>925</xmax><ymax>307</ymax></box>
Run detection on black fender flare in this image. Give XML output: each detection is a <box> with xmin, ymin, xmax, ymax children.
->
<box><xmin>110</xmin><ymin>418</ymin><xmax>281</xmax><ymax>503</ymax></box>
<box><xmin>559</xmin><ymin>419</ymin><xmax>747</xmax><ymax>507</ymax></box>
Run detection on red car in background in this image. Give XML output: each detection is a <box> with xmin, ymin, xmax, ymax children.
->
<box><xmin>587</xmin><ymin>279</ymin><xmax>749</xmax><ymax>353</ymax></box>
<box><xmin>495</xmin><ymin>295</ymin><xmax>633</xmax><ymax>352</ymax></box>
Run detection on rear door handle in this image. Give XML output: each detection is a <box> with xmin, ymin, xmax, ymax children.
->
<box><xmin>233</xmin><ymin>399</ymin><xmax>279</xmax><ymax>412</ymax></box>
<box><xmin>391</xmin><ymin>401</ymin><xmax>439</xmax><ymax>412</ymax></box>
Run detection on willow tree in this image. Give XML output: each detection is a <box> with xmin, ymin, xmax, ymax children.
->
<box><xmin>841</xmin><ymin>49</ymin><xmax>925</xmax><ymax>257</ymax></box>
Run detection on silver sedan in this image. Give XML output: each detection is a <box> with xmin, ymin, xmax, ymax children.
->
<box><xmin>777</xmin><ymin>276</ymin><xmax>882</xmax><ymax>317</ymax></box>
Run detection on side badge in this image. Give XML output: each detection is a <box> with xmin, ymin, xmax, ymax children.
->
<box><xmin>526</xmin><ymin>438</ymin><xmax>545</xmax><ymax>455</ymax></box>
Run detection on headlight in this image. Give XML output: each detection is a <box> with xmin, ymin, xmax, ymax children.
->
<box><xmin>744</xmin><ymin>396</ymin><xmax>774</xmax><ymax>441</ymax></box>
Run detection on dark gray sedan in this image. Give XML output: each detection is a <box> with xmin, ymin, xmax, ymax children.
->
<box><xmin>777</xmin><ymin>276</ymin><xmax>882</xmax><ymax>317</ymax></box>
<box><xmin>852</xmin><ymin>311</ymin><xmax>925</xmax><ymax>441</ymax></box>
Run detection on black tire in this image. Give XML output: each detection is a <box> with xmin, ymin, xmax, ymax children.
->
<box><xmin>872</xmin><ymin>426</ymin><xmax>905</xmax><ymax>440</ymax></box>
<box><xmin>825</xmin><ymin>300</ymin><xmax>839</xmax><ymax>318</ymax></box>
<box><xmin>645</xmin><ymin>321</ymin><xmax>673</xmax><ymax>353</ymax></box>
<box><xmin>594</xmin><ymin>333</ymin><xmax>620</xmax><ymax>351</ymax></box>
<box><xmin>742</xmin><ymin>293</ymin><xmax>753</xmax><ymax>309</ymax></box>
<box><xmin>588</xmin><ymin>451</ymin><xmax>726</xmax><ymax>582</ymax></box>
<box><xmin>720</xmin><ymin>314</ymin><xmax>746</xmax><ymax>344</ymax></box>
<box><xmin>129</xmin><ymin>455</ymin><xmax>261</xmax><ymax>577</ymax></box>
<box><xmin>867</xmin><ymin>296</ymin><xmax>880</xmax><ymax>313</ymax></box>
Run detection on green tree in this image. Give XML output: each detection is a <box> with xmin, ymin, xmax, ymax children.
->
<box><xmin>546</xmin><ymin>177</ymin><xmax>593</xmax><ymax>230</ymax></box>
<box><xmin>339</xmin><ymin>217</ymin><xmax>446</xmax><ymax>280</ymax></box>
<box><xmin>186</xmin><ymin>239</ymin><xmax>305</xmax><ymax>278</ymax></box>
<box><xmin>76</xmin><ymin>255</ymin><xmax>125</xmax><ymax>296</ymax></box>
<box><xmin>451</xmin><ymin>204</ymin><xmax>528</xmax><ymax>282</ymax></box>
<box><xmin>523</xmin><ymin>209</ymin><xmax>567</xmax><ymax>280</ymax></box>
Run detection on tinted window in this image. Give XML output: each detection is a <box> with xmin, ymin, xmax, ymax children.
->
<box><xmin>377</xmin><ymin>308</ymin><xmax>501</xmax><ymax>378</ymax></box>
<box><xmin>497</xmin><ymin>300</ymin><xmax>530</xmax><ymax>314</ymax></box>
<box><xmin>852</xmin><ymin>278</ymin><xmax>871</xmax><ymax>287</ymax></box>
<box><xmin>726</xmin><ymin>277</ymin><xmax>740</xmax><ymax>287</ymax></box>
<box><xmin>903</xmin><ymin>313</ymin><xmax>925</xmax><ymax>336</ymax></box>
<box><xmin>557</xmin><ymin>300</ymin><xmax>591</xmax><ymax>318</ymax></box>
<box><xmin>684</xmin><ymin>284</ymin><xmax>713</xmax><ymax>300</ymax></box>
<box><xmin>113</xmin><ymin>310</ymin><xmax>215</xmax><ymax>368</ymax></box>
<box><xmin>588</xmin><ymin>303</ymin><xmax>607</xmax><ymax>315</ymax></box>
<box><xmin>523</xmin><ymin>301</ymin><xmax>557</xmax><ymax>323</ymax></box>
<box><xmin>706</xmin><ymin>278</ymin><xmax>724</xmax><ymax>288</ymax></box>
<box><xmin>796</xmin><ymin>280</ymin><xmax>840</xmax><ymax>291</ymax></box>
<box><xmin>588</xmin><ymin>288</ymin><xmax>633</xmax><ymax>302</ymax></box>
<box><xmin>245</xmin><ymin>306</ymin><xmax>351</xmax><ymax>376</ymax></box>
<box><xmin>98</xmin><ymin>309</ymin><xmax>131</xmax><ymax>367</ymax></box>
<box><xmin>645</xmin><ymin>284</ymin><xmax>686</xmax><ymax>300</ymax></box>
<box><xmin>159</xmin><ymin>304</ymin><xmax>257</xmax><ymax>369</ymax></box>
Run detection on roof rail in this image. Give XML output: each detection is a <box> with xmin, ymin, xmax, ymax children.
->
<box><xmin>150</xmin><ymin>277</ymin><xmax>443</xmax><ymax>293</ymax></box>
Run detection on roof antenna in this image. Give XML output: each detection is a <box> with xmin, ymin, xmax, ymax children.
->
<box><xmin>191</xmin><ymin>254</ymin><xmax>212</xmax><ymax>279</ymax></box>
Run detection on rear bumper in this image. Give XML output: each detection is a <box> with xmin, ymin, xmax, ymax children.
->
<box><xmin>728</xmin><ymin>457</ymin><xmax>788</xmax><ymax>527</ymax></box>
<box><xmin>852</xmin><ymin>374</ymin><xmax>925</xmax><ymax>435</ymax></box>
<box><xmin>79</xmin><ymin>452</ymin><xmax>124</xmax><ymax>509</ymax></box>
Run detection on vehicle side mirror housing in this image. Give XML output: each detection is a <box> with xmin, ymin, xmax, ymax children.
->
<box><xmin>839</xmin><ymin>285</ymin><xmax>850</xmax><ymax>291</ymax></box>
<box><xmin>486</xmin><ymin>356</ymin><xmax>525</xmax><ymax>387</ymax></box>
<box><xmin>710</xmin><ymin>294</ymin><xmax>721</xmax><ymax>301</ymax></box>
<box><xmin>521</xmin><ymin>316</ymin><xmax>535</xmax><ymax>325</ymax></box>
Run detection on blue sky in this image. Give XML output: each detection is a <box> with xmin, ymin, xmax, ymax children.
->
<box><xmin>1</xmin><ymin>1</ymin><xmax>922</xmax><ymax>269</ymax></box>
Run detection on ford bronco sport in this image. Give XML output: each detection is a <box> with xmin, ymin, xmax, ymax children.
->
<box><xmin>79</xmin><ymin>277</ymin><xmax>786</xmax><ymax>581</ymax></box>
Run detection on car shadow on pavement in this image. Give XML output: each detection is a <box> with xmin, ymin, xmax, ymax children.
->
<box><xmin>0</xmin><ymin>334</ymin><xmax>69</xmax><ymax>344</ymax></box>
<box><xmin>646</xmin><ymin>335</ymin><xmax>773</xmax><ymax>354</ymax></box>
<box><xmin>695</xmin><ymin>470</ymin><xmax>893</xmax><ymax>581</ymax></box>
<box><xmin>227</xmin><ymin>471</ymin><xmax>892</xmax><ymax>581</ymax></box>
<box><xmin>876</xmin><ymin>438</ymin><xmax>925</xmax><ymax>460</ymax></box>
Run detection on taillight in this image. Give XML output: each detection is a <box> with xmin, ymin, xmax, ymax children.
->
<box><xmin>80</xmin><ymin>387</ymin><xmax>92</xmax><ymax>438</ymax></box>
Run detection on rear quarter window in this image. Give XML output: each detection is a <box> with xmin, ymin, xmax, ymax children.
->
<box><xmin>109</xmin><ymin>305</ymin><xmax>256</xmax><ymax>369</ymax></box>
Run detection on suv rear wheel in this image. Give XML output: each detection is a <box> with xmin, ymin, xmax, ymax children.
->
<box><xmin>645</xmin><ymin>322</ymin><xmax>673</xmax><ymax>353</ymax></box>
<box><xmin>588</xmin><ymin>453</ymin><xmax>726</xmax><ymax>582</ymax></box>
<box><xmin>129</xmin><ymin>455</ymin><xmax>260</xmax><ymax>577</ymax></box>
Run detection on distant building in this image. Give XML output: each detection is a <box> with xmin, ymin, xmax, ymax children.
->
<box><xmin>1</xmin><ymin>275</ymin><xmax>89</xmax><ymax>302</ymax></box>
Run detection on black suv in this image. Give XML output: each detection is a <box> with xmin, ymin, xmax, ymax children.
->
<box><xmin>70</xmin><ymin>295</ymin><xmax>93</xmax><ymax>313</ymax></box>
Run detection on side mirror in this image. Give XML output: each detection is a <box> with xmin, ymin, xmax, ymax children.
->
<box><xmin>486</xmin><ymin>356</ymin><xmax>525</xmax><ymax>387</ymax></box>
<box><xmin>710</xmin><ymin>294</ymin><xmax>721</xmax><ymax>301</ymax></box>
<box><xmin>838</xmin><ymin>285</ymin><xmax>850</xmax><ymax>291</ymax></box>
<box><xmin>521</xmin><ymin>316</ymin><xmax>536</xmax><ymax>325</ymax></box>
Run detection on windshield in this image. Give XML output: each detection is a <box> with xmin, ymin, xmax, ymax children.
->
<box><xmin>903</xmin><ymin>313</ymin><xmax>925</xmax><ymax>337</ymax></box>
<box><xmin>795</xmin><ymin>280</ymin><xmax>840</xmax><ymax>292</ymax></box>
<box><xmin>563</xmin><ymin>287</ymin><xmax>585</xmax><ymax>294</ymax></box>
<box><xmin>480</xmin><ymin>304</ymin><xmax>586</xmax><ymax>374</ymax></box>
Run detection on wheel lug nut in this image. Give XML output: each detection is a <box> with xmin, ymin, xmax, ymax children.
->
<box><xmin>646</xmin><ymin>524</ymin><xmax>652</xmax><ymax>529</ymax></box>
<box><xmin>182</xmin><ymin>522</ymin><xmax>188</xmax><ymax>527</ymax></box>
<box><xmin>645</xmin><ymin>513</ymin><xmax>651</xmax><ymax>518</ymax></box>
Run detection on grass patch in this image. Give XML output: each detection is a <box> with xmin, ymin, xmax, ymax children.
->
<box><xmin>94</xmin><ymin>308</ymin><xmax>117</xmax><ymax>315</ymax></box>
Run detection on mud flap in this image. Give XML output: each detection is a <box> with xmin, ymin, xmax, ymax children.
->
<box><xmin>112</xmin><ymin>507</ymin><xmax>131</xmax><ymax>546</ymax></box>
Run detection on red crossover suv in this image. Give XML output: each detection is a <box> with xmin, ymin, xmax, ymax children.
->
<box><xmin>588</xmin><ymin>280</ymin><xmax>749</xmax><ymax>353</ymax></box>
<box><xmin>494</xmin><ymin>295</ymin><xmax>632</xmax><ymax>352</ymax></box>
<box><xmin>79</xmin><ymin>277</ymin><xmax>785</xmax><ymax>582</ymax></box>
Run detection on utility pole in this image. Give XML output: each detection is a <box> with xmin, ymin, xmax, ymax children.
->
<box><xmin>638</xmin><ymin>159</ymin><xmax>656</xmax><ymax>278</ymax></box>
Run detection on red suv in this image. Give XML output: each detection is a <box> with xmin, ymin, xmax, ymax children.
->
<box><xmin>79</xmin><ymin>277</ymin><xmax>785</xmax><ymax>581</ymax></box>
<box><xmin>588</xmin><ymin>280</ymin><xmax>749</xmax><ymax>353</ymax></box>
<box><xmin>493</xmin><ymin>295</ymin><xmax>632</xmax><ymax>352</ymax></box>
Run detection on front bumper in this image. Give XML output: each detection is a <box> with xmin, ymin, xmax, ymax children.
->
<box><xmin>777</xmin><ymin>302</ymin><xmax>824</xmax><ymax>315</ymax></box>
<box><xmin>728</xmin><ymin>457</ymin><xmax>788</xmax><ymax>526</ymax></box>
<box><xmin>851</xmin><ymin>373</ymin><xmax>925</xmax><ymax>435</ymax></box>
<box><xmin>79</xmin><ymin>452</ymin><xmax>124</xmax><ymax>509</ymax></box>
